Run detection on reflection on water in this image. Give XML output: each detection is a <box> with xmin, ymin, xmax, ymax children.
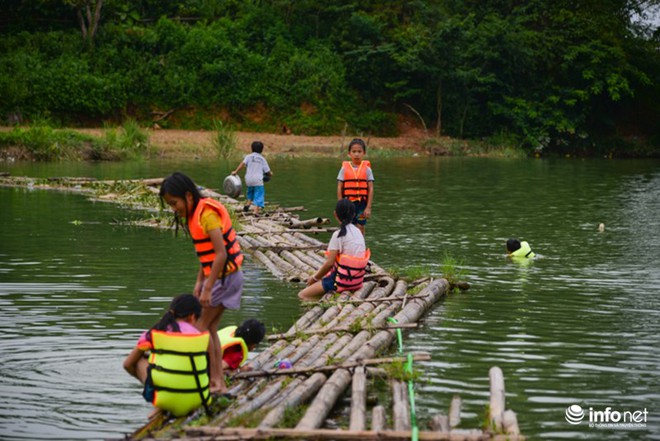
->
<box><xmin>1</xmin><ymin>158</ymin><xmax>659</xmax><ymax>440</ymax></box>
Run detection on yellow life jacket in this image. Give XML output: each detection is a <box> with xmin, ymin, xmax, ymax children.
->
<box><xmin>188</xmin><ymin>198</ymin><xmax>243</xmax><ymax>278</ymax></box>
<box><xmin>332</xmin><ymin>248</ymin><xmax>371</xmax><ymax>292</ymax></box>
<box><xmin>510</xmin><ymin>241</ymin><xmax>535</xmax><ymax>258</ymax></box>
<box><xmin>149</xmin><ymin>330</ymin><xmax>211</xmax><ymax>416</ymax></box>
<box><xmin>341</xmin><ymin>160</ymin><xmax>371</xmax><ymax>201</ymax></box>
<box><xmin>218</xmin><ymin>325</ymin><xmax>249</xmax><ymax>367</ymax></box>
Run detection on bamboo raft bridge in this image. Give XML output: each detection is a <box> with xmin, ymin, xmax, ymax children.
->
<box><xmin>1</xmin><ymin>174</ymin><xmax>524</xmax><ymax>441</ymax></box>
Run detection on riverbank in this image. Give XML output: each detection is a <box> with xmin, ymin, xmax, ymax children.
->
<box><xmin>77</xmin><ymin>127</ymin><xmax>438</xmax><ymax>159</ymax></box>
<box><xmin>0</xmin><ymin>125</ymin><xmax>494</xmax><ymax>161</ymax></box>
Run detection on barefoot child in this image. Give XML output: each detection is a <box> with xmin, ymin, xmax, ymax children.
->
<box><xmin>337</xmin><ymin>138</ymin><xmax>374</xmax><ymax>236</ymax></box>
<box><xmin>298</xmin><ymin>199</ymin><xmax>370</xmax><ymax>301</ymax></box>
<box><xmin>232</xmin><ymin>141</ymin><xmax>273</xmax><ymax>215</ymax></box>
<box><xmin>123</xmin><ymin>294</ymin><xmax>211</xmax><ymax>416</ymax></box>
<box><xmin>159</xmin><ymin>172</ymin><xmax>244</xmax><ymax>394</ymax></box>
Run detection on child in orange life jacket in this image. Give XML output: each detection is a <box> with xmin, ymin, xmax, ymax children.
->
<box><xmin>123</xmin><ymin>294</ymin><xmax>210</xmax><ymax>416</ymax></box>
<box><xmin>337</xmin><ymin>138</ymin><xmax>374</xmax><ymax>236</ymax></box>
<box><xmin>220</xmin><ymin>319</ymin><xmax>266</xmax><ymax>372</ymax></box>
<box><xmin>159</xmin><ymin>172</ymin><xmax>244</xmax><ymax>395</ymax></box>
<box><xmin>298</xmin><ymin>199</ymin><xmax>370</xmax><ymax>301</ymax></box>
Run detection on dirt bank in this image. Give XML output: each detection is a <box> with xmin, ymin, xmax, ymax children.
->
<box><xmin>77</xmin><ymin>128</ymin><xmax>435</xmax><ymax>158</ymax></box>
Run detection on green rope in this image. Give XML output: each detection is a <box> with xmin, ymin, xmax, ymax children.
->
<box><xmin>387</xmin><ymin>317</ymin><xmax>418</xmax><ymax>441</ymax></box>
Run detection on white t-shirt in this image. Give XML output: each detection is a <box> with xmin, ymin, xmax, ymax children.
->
<box><xmin>328</xmin><ymin>223</ymin><xmax>366</xmax><ymax>256</ymax></box>
<box><xmin>243</xmin><ymin>152</ymin><xmax>271</xmax><ymax>187</ymax></box>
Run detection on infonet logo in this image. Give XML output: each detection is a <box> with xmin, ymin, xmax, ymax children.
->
<box><xmin>565</xmin><ymin>404</ymin><xmax>648</xmax><ymax>429</ymax></box>
<box><xmin>565</xmin><ymin>405</ymin><xmax>585</xmax><ymax>424</ymax></box>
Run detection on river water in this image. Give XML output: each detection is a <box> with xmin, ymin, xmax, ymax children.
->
<box><xmin>0</xmin><ymin>156</ymin><xmax>658</xmax><ymax>440</ymax></box>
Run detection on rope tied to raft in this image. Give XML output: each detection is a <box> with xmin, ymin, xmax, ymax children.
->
<box><xmin>387</xmin><ymin>317</ymin><xmax>419</xmax><ymax>441</ymax></box>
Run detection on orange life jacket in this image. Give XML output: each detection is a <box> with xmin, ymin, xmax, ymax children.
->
<box><xmin>332</xmin><ymin>248</ymin><xmax>371</xmax><ymax>292</ymax></box>
<box><xmin>188</xmin><ymin>198</ymin><xmax>243</xmax><ymax>278</ymax></box>
<box><xmin>341</xmin><ymin>160</ymin><xmax>371</xmax><ymax>201</ymax></box>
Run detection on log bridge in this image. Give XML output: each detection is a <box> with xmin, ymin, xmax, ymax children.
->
<box><xmin>0</xmin><ymin>175</ymin><xmax>523</xmax><ymax>440</ymax></box>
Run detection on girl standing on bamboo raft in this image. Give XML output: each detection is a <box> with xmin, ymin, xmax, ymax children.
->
<box><xmin>159</xmin><ymin>172</ymin><xmax>244</xmax><ymax>395</ymax></box>
<box><xmin>298</xmin><ymin>199</ymin><xmax>370</xmax><ymax>301</ymax></box>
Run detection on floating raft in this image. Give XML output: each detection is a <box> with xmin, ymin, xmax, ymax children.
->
<box><xmin>0</xmin><ymin>175</ymin><xmax>522</xmax><ymax>440</ymax></box>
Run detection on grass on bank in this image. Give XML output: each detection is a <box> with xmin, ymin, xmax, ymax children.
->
<box><xmin>0</xmin><ymin>120</ymin><xmax>150</xmax><ymax>161</ymax></box>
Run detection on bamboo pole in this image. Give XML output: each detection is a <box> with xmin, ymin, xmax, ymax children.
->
<box><xmin>185</xmin><ymin>427</ymin><xmax>522</xmax><ymax>441</ymax></box>
<box><xmin>349</xmin><ymin>366</ymin><xmax>367</xmax><ymax>431</ymax></box>
<box><xmin>293</xmin><ymin>232</ymin><xmax>326</xmax><ymax>247</ymax></box>
<box><xmin>258</xmin><ymin>373</ymin><xmax>328</xmax><ymax>428</ymax></box>
<box><xmin>252</xmin><ymin>250</ymin><xmax>286</xmax><ymax>279</ymax></box>
<box><xmin>266</xmin><ymin>323</ymin><xmax>418</xmax><ymax>341</ymax></box>
<box><xmin>233</xmin><ymin>353</ymin><xmax>431</xmax><ymax>380</ymax></box>
<box><xmin>372</xmin><ymin>405</ymin><xmax>387</xmax><ymax>431</ymax></box>
<box><xmin>489</xmin><ymin>366</ymin><xmax>505</xmax><ymax>432</ymax></box>
<box><xmin>429</xmin><ymin>414</ymin><xmax>449</xmax><ymax>432</ymax></box>
<box><xmin>392</xmin><ymin>380</ymin><xmax>411</xmax><ymax>431</ymax></box>
<box><xmin>503</xmin><ymin>410</ymin><xmax>520</xmax><ymax>436</ymax></box>
<box><xmin>449</xmin><ymin>395</ymin><xmax>462</xmax><ymax>428</ymax></box>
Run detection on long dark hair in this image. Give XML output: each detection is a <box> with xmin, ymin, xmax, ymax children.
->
<box><xmin>152</xmin><ymin>294</ymin><xmax>202</xmax><ymax>332</ymax></box>
<box><xmin>335</xmin><ymin>199</ymin><xmax>355</xmax><ymax>238</ymax></box>
<box><xmin>159</xmin><ymin>172</ymin><xmax>202</xmax><ymax>235</ymax></box>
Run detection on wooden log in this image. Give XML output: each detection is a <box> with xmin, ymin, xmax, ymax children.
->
<box><xmin>305</xmin><ymin>335</ymin><xmax>354</xmax><ymax>368</ymax></box>
<box><xmin>293</xmin><ymin>232</ymin><xmax>326</xmax><ymax>247</ymax></box>
<box><xmin>349</xmin><ymin>367</ymin><xmax>367</xmax><ymax>431</ymax></box>
<box><xmin>502</xmin><ymin>410</ymin><xmax>520</xmax><ymax>436</ymax></box>
<box><xmin>293</xmin><ymin>250</ymin><xmax>325</xmax><ymax>269</ymax></box>
<box><xmin>489</xmin><ymin>366</ymin><xmax>505</xmax><ymax>432</ymax></box>
<box><xmin>371</xmin><ymin>405</ymin><xmax>387</xmax><ymax>431</ymax></box>
<box><xmin>265</xmin><ymin>250</ymin><xmax>297</xmax><ymax>274</ymax></box>
<box><xmin>252</xmin><ymin>250</ymin><xmax>286</xmax><ymax>279</ymax></box>
<box><xmin>296</xmin><ymin>368</ymin><xmax>353</xmax><ymax>430</ymax></box>
<box><xmin>233</xmin><ymin>353</ymin><xmax>431</xmax><ymax>380</ymax></box>
<box><xmin>280</xmin><ymin>250</ymin><xmax>316</xmax><ymax>273</ymax></box>
<box><xmin>288</xmin><ymin>217</ymin><xmax>330</xmax><ymax>229</ymax></box>
<box><xmin>259</xmin><ymin>373</ymin><xmax>328</xmax><ymax>428</ymax></box>
<box><xmin>449</xmin><ymin>395</ymin><xmax>462</xmax><ymax>428</ymax></box>
<box><xmin>185</xmin><ymin>426</ymin><xmax>519</xmax><ymax>441</ymax></box>
<box><xmin>429</xmin><ymin>414</ymin><xmax>449</xmax><ymax>432</ymax></box>
<box><xmin>392</xmin><ymin>380</ymin><xmax>411</xmax><ymax>431</ymax></box>
<box><xmin>266</xmin><ymin>323</ymin><xmax>418</xmax><ymax>341</ymax></box>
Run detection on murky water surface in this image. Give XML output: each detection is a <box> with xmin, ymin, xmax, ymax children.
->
<box><xmin>1</xmin><ymin>157</ymin><xmax>659</xmax><ymax>440</ymax></box>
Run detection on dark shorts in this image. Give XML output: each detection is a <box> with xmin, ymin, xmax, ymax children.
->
<box><xmin>352</xmin><ymin>199</ymin><xmax>367</xmax><ymax>226</ymax></box>
<box><xmin>322</xmin><ymin>271</ymin><xmax>337</xmax><ymax>293</ymax></box>
<box><xmin>142</xmin><ymin>366</ymin><xmax>155</xmax><ymax>403</ymax></box>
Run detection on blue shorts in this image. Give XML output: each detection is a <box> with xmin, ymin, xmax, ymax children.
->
<box><xmin>322</xmin><ymin>271</ymin><xmax>337</xmax><ymax>293</ymax></box>
<box><xmin>247</xmin><ymin>186</ymin><xmax>265</xmax><ymax>208</ymax></box>
<box><xmin>352</xmin><ymin>200</ymin><xmax>367</xmax><ymax>226</ymax></box>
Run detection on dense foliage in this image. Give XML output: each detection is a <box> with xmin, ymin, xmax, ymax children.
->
<box><xmin>1</xmin><ymin>0</ymin><xmax>659</xmax><ymax>154</ymax></box>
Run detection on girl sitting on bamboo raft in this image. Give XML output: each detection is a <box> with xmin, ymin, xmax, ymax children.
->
<box><xmin>123</xmin><ymin>294</ymin><xmax>212</xmax><ymax>417</ymax></box>
<box><xmin>298</xmin><ymin>199</ymin><xmax>370</xmax><ymax>301</ymax></box>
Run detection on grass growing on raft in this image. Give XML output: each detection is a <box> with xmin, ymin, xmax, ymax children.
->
<box><xmin>278</xmin><ymin>404</ymin><xmax>310</xmax><ymax>428</ymax></box>
<box><xmin>440</xmin><ymin>253</ymin><xmax>467</xmax><ymax>286</ymax></box>
<box><xmin>226</xmin><ymin>407</ymin><xmax>270</xmax><ymax>428</ymax></box>
<box><xmin>388</xmin><ymin>265</ymin><xmax>432</xmax><ymax>281</ymax></box>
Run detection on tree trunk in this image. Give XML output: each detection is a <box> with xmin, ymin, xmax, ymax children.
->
<box><xmin>435</xmin><ymin>79</ymin><xmax>443</xmax><ymax>137</ymax></box>
<box><xmin>76</xmin><ymin>0</ymin><xmax>104</xmax><ymax>47</ymax></box>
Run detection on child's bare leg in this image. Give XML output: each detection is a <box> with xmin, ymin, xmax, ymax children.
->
<box><xmin>298</xmin><ymin>281</ymin><xmax>326</xmax><ymax>301</ymax></box>
<box><xmin>197</xmin><ymin>304</ymin><xmax>227</xmax><ymax>394</ymax></box>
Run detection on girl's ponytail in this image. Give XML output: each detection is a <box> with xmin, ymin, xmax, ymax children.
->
<box><xmin>335</xmin><ymin>199</ymin><xmax>356</xmax><ymax>238</ymax></box>
<box><xmin>151</xmin><ymin>294</ymin><xmax>202</xmax><ymax>332</ymax></box>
